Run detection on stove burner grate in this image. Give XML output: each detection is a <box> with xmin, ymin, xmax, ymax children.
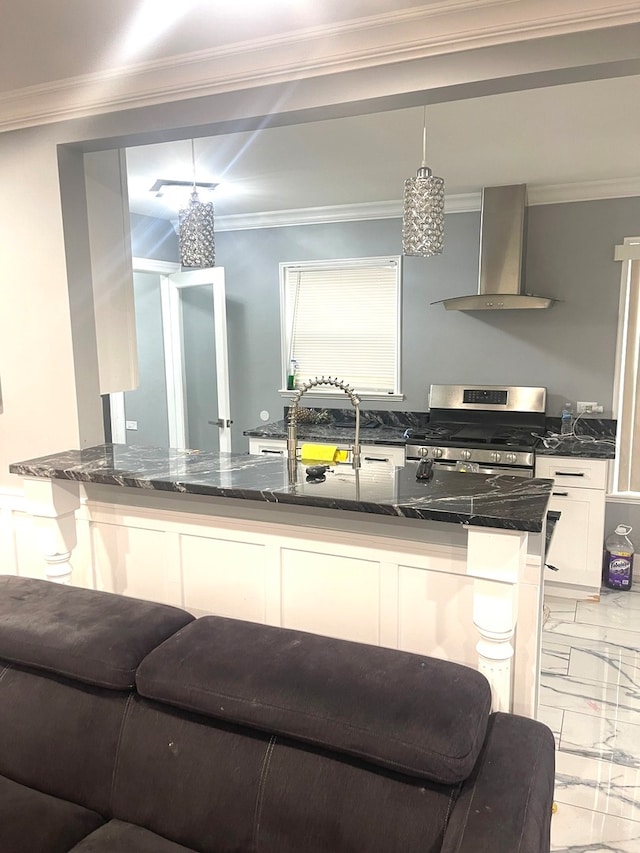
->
<box><xmin>406</xmin><ymin>423</ymin><xmax>541</xmax><ymax>451</ymax></box>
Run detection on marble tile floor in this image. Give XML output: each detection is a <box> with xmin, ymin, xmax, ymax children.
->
<box><xmin>538</xmin><ymin>586</ymin><xmax>640</xmax><ymax>852</ymax></box>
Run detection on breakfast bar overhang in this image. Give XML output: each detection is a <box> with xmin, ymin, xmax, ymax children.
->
<box><xmin>10</xmin><ymin>443</ymin><xmax>554</xmax><ymax>719</ymax></box>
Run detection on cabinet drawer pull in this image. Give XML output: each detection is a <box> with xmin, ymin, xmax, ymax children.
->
<box><xmin>261</xmin><ymin>449</ymin><xmax>284</xmax><ymax>455</ymax></box>
<box><xmin>555</xmin><ymin>471</ymin><xmax>584</xmax><ymax>477</ymax></box>
<box><xmin>552</xmin><ymin>491</ymin><xmax>569</xmax><ymax>497</ymax></box>
<box><xmin>364</xmin><ymin>456</ymin><xmax>390</xmax><ymax>463</ymax></box>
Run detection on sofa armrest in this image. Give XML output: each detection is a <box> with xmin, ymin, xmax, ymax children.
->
<box><xmin>441</xmin><ymin>712</ymin><xmax>555</xmax><ymax>853</ymax></box>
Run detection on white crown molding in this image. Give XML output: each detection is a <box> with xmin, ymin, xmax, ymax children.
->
<box><xmin>213</xmin><ymin>201</ymin><xmax>404</xmax><ymax>232</ymax></box>
<box><xmin>212</xmin><ymin>179</ymin><xmax>640</xmax><ymax>231</ymax></box>
<box><xmin>527</xmin><ymin>177</ymin><xmax>640</xmax><ymax>205</ymax></box>
<box><xmin>212</xmin><ymin>193</ymin><xmax>481</xmax><ymax>231</ymax></box>
<box><xmin>1</xmin><ymin>1</ymin><xmax>640</xmax><ymax>133</ymax></box>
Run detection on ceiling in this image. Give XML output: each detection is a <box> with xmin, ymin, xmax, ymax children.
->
<box><xmin>124</xmin><ymin>73</ymin><xmax>640</xmax><ymax>225</ymax></box>
<box><xmin>3</xmin><ymin>2</ymin><xmax>640</xmax><ymax>225</ymax></box>
<box><xmin>0</xmin><ymin>0</ymin><xmax>443</xmax><ymax>93</ymax></box>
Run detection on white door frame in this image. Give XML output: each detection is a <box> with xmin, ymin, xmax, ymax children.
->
<box><xmin>111</xmin><ymin>258</ymin><xmax>232</xmax><ymax>453</ymax></box>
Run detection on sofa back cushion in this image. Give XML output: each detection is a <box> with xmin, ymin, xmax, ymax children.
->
<box><xmin>136</xmin><ymin>615</ymin><xmax>491</xmax><ymax>784</ymax></box>
<box><xmin>0</xmin><ymin>576</ymin><xmax>194</xmax><ymax>814</ymax></box>
<box><xmin>0</xmin><ymin>576</ymin><xmax>194</xmax><ymax>689</ymax></box>
<box><xmin>0</xmin><ymin>663</ymin><xmax>129</xmax><ymax>815</ymax></box>
<box><xmin>112</xmin><ymin>696</ymin><xmax>457</xmax><ymax>853</ymax></box>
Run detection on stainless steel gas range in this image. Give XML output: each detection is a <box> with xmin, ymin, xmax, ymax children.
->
<box><xmin>405</xmin><ymin>384</ymin><xmax>547</xmax><ymax>477</ymax></box>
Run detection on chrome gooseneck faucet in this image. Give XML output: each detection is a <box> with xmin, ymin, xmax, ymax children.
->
<box><xmin>287</xmin><ymin>376</ymin><xmax>361</xmax><ymax>472</ymax></box>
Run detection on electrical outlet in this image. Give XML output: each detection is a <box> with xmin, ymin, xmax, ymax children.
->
<box><xmin>125</xmin><ymin>420</ymin><xmax>138</xmax><ymax>430</ymax></box>
<box><xmin>577</xmin><ymin>402</ymin><xmax>603</xmax><ymax>414</ymax></box>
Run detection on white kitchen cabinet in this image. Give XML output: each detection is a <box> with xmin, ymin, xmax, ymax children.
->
<box><xmin>248</xmin><ymin>438</ymin><xmax>405</xmax><ymax>467</ymax></box>
<box><xmin>358</xmin><ymin>444</ymin><xmax>406</xmax><ymax>467</ymax></box>
<box><xmin>248</xmin><ymin>438</ymin><xmax>288</xmax><ymax>457</ymax></box>
<box><xmin>535</xmin><ymin>456</ymin><xmax>607</xmax><ymax>595</ymax></box>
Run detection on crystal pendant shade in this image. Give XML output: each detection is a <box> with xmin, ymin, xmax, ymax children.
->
<box><xmin>402</xmin><ymin>165</ymin><xmax>445</xmax><ymax>257</ymax></box>
<box><xmin>178</xmin><ymin>189</ymin><xmax>215</xmax><ymax>268</ymax></box>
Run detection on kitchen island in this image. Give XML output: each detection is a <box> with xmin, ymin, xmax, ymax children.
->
<box><xmin>10</xmin><ymin>443</ymin><xmax>554</xmax><ymax>718</ymax></box>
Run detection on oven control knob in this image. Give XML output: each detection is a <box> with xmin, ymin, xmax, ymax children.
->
<box><xmin>460</xmin><ymin>449</ymin><xmax>472</xmax><ymax>461</ymax></box>
<box><xmin>490</xmin><ymin>451</ymin><xmax>502</xmax><ymax>463</ymax></box>
<box><xmin>420</xmin><ymin>447</ymin><xmax>429</xmax><ymax>457</ymax></box>
<box><xmin>505</xmin><ymin>452</ymin><xmax>517</xmax><ymax>464</ymax></box>
<box><xmin>432</xmin><ymin>447</ymin><xmax>443</xmax><ymax>459</ymax></box>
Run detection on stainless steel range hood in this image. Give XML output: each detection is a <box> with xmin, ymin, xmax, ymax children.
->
<box><xmin>433</xmin><ymin>184</ymin><xmax>555</xmax><ymax>310</ymax></box>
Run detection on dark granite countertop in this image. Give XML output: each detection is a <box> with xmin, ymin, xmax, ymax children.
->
<box><xmin>246</xmin><ymin>414</ymin><xmax>616</xmax><ymax>460</ymax></box>
<box><xmin>535</xmin><ymin>417</ymin><xmax>616</xmax><ymax>459</ymax></box>
<box><xmin>535</xmin><ymin>437</ymin><xmax>615</xmax><ymax>459</ymax></box>
<box><xmin>10</xmin><ymin>443</ymin><xmax>554</xmax><ymax>533</ymax></box>
<box><xmin>244</xmin><ymin>419</ymin><xmax>409</xmax><ymax>447</ymax></box>
<box><xmin>244</xmin><ymin>408</ymin><xmax>425</xmax><ymax>446</ymax></box>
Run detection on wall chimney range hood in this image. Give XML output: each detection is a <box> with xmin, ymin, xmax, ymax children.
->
<box><xmin>433</xmin><ymin>184</ymin><xmax>555</xmax><ymax>310</ymax></box>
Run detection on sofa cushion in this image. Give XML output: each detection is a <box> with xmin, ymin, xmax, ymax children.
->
<box><xmin>441</xmin><ymin>712</ymin><xmax>556</xmax><ymax>853</ymax></box>
<box><xmin>136</xmin><ymin>615</ymin><xmax>492</xmax><ymax>783</ymax></box>
<box><xmin>0</xmin><ymin>773</ymin><xmax>104</xmax><ymax>853</ymax></box>
<box><xmin>111</xmin><ymin>696</ymin><xmax>456</xmax><ymax>853</ymax></box>
<box><xmin>0</xmin><ymin>665</ymin><xmax>131</xmax><ymax>815</ymax></box>
<box><xmin>0</xmin><ymin>576</ymin><xmax>194</xmax><ymax>689</ymax></box>
<box><xmin>69</xmin><ymin>820</ymin><xmax>198</xmax><ymax>852</ymax></box>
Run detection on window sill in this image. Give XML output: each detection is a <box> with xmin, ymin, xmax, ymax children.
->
<box><xmin>278</xmin><ymin>389</ymin><xmax>405</xmax><ymax>402</ymax></box>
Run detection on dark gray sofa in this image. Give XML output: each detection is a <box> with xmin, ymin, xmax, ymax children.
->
<box><xmin>0</xmin><ymin>575</ymin><xmax>555</xmax><ymax>852</ymax></box>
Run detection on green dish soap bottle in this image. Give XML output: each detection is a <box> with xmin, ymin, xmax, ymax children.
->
<box><xmin>287</xmin><ymin>359</ymin><xmax>297</xmax><ymax>391</ymax></box>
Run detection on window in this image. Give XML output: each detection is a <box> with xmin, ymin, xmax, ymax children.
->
<box><xmin>280</xmin><ymin>257</ymin><xmax>402</xmax><ymax>398</ymax></box>
<box><xmin>612</xmin><ymin>237</ymin><xmax>640</xmax><ymax>494</ymax></box>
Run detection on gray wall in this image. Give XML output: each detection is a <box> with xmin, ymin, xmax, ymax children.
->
<box><xmin>131</xmin><ymin>212</ymin><xmax>179</xmax><ymax>261</ymax></box>
<box><xmin>127</xmin><ymin>201</ymin><xmax>640</xmax><ymax>541</ymax></box>
<box><xmin>215</xmin><ymin>196</ymin><xmax>640</xmax><ymax>451</ymax></box>
<box><xmin>606</xmin><ymin>503</ymin><xmax>640</xmax><ymax>551</ymax></box>
<box><xmin>123</xmin><ymin>215</ymin><xmax>178</xmax><ymax>447</ymax></box>
<box><xmin>123</xmin><ymin>272</ymin><xmax>170</xmax><ymax>447</ymax></box>
<box><xmin>128</xmin><ymin>197</ymin><xmax>640</xmax><ymax>549</ymax></box>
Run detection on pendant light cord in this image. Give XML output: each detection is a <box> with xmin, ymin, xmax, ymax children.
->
<box><xmin>191</xmin><ymin>139</ymin><xmax>196</xmax><ymax>190</ymax></box>
<box><xmin>421</xmin><ymin>106</ymin><xmax>428</xmax><ymax>168</ymax></box>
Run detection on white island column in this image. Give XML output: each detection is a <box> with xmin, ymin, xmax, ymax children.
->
<box><xmin>466</xmin><ymin>527</ymin><xmax>529</xmax><ymax>714</ymax></box>
<box><xmin>23</xmin><ymin>478</ymin><xmax>80</xmax><ymax>584</ymax></box>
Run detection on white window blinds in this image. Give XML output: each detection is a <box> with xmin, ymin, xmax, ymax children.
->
<box><xmin>281</xmin><ymin>258</ymin><xmax>401</xmax><ymax>395</ymax></box>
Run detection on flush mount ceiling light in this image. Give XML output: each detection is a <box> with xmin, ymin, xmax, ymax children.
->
<box><xmin>402</xmin><ymin>107</ymin><xmax>445</xmax><ymax>257</ymax></box>
<box><xmin>178</xmin><ymin>140</ymin><xmax>215</xmax><ymax>268</ymax></box>
<box><xmin>150</xmin><ymin>178</ymin><xmax>218</xmax><ymax>198</ymax></box>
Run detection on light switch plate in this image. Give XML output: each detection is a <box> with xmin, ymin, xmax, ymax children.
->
<box><xmin>125</xmin><ymin>420</ymin><xmax>138</xmax><ymax>430</ymax></box>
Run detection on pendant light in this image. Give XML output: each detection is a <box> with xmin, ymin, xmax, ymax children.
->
<box><xmin>178</xmin><ymin>139</ymin><xmax>215</xmax><ymax>268</ymax></box>
<box><xmin>402</xmin><ymin>107</ymin><xmax>445</xmax><ymax>257</ymax></box>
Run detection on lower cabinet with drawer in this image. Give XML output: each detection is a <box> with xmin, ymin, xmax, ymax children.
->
<box><xmin>248</xmin><ymin>438</ymin><xmax>288</xmax><ymax>457</ymax></box>
<box><xmin>535</xmin><ymin>456</ymin><xmax>607</xmax><ymax>595</ymax></box>
<box><xmin>248</xmin><ymin>438</ymin><xmax>405</xmax><ymax>467</ymax></box>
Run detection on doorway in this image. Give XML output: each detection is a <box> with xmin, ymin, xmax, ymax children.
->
<box><xmin>110</xmin><ymin>259</ymin><xmax>231</xmax><ymax>453</ymax></box>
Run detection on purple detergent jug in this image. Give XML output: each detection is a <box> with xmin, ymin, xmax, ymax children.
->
<box><xmin>603</xmin><ymin>525</ymin><xmax>634</xmax><ymax>591</ymax></box>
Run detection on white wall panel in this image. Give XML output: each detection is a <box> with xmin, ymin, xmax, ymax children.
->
<box><xmin>398</xmin><ymin>564</ymin><xmax>476</xmax><ymax>663</ymax></box>
<box><xmin>280</xmin><ymin>547</ymin><xmax>380</xmax><ymax>644</ymax></box>
<box><xmin>180</xmin><ymin>534</ymin><xmax>267</xmax><ymax>620</ymax></box>
<box><xmin>13</xmin><ymin>511</ymin><xmax>47</xmax><ymax>579</ymax></box>
<box><xmin>0</xmin><ymin>504</ymin><xmax>20</xmax><ymax>576</ymax></box>
<box><xmin>91</xmin><ymin>521</ymin><xmax>173</xmax><ymax>605</ymax></box>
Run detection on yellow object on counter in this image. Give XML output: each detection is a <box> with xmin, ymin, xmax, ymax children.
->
<box><xmin>300</xmin><ymin>444</ymin><xmax>349</xmax><ymax>463</ymax></box>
